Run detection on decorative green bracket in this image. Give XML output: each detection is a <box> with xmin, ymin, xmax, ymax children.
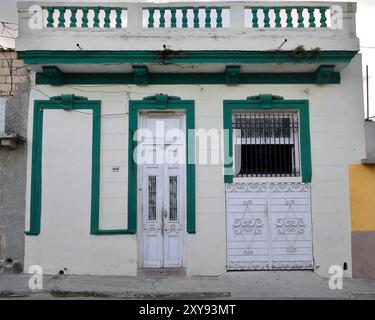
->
<box><xmin>314</xmin><ymin>65</ymin><xmax>339</xmax><ymax>84</ymax></box>
<box><xmin>133</xmin><ymin>66</ymin><xmax>149</xmax><ymax>85</ymax></box>
<box><xmin>225</xmin><ymin>66</ymin><xmax>241</xmax><ymax>85</ymax></box>
<box><xmin>128</xmin><ymin>96</ymin><xmax>196</xmax><ymax>234</ymax></box>
<box><xmin>223</xmin><ymin>96</ymin><xmax>312</xmax><ymax>184</ymax></box>
<box><xmin>42</xmin><ymin>66</ymin><xmax>64</xmax><ymax>85</ymax></box>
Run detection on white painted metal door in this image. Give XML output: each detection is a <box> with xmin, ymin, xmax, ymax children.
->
<box><xmin>141</xmin><ymin>114</ymin><xmax>185</xmax><ymax>268</ymax></box>
<box><xmin>226</xmin><ymin>183</ymin><xmax>313</xmax><ymax>270</ymax></box>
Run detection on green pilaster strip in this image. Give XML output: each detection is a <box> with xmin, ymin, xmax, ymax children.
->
<box><xmin>263</xmin><ymin>7</ymin><xmax>270</xmax><ymax>28</ymax></box>
<box><xmin>46</xmin><ymin>7</ymin><xmax>54</xmax><ymax>27</ymax></box>
<box><xmin>104</xmin><ymin>8</ymin><xmax>111</xmax><ymax>28</ymax></box>
<box><xmin>252</xmin><ymin>8</ymin><xmax>259</xmax><ymax>28</ymax></box>
<box><xmin>274</xmin><ymin>7</ymin><xmax>281</xmax><ymax>28</ymax></box>
<box><xmin>171</xmin><ymin>8</ymin><xmax>177</xmax><ymax>28</ymax></box>
<box><xmin>82</xmin><ymin>7</ymin><xmax>88</xmax><ymax>28</ymax></box>
<box><xmin>193</xmin><ymin>7</ymin><xmax>199</xmax><ymax>28</ymax></box>
<box><xmin>128</xmin><ymin>97</ymin><xmax>196</xmax><ymax>234</ymax></box>
<box><xmin>223</xmin><ymin>97</ymin><xmax>312</xmax><ymax>184</ymax></box>
<box><xmin>286</xmin><ymin>7</ymin><xmax>293</xmax><ymax>27</ymax></box>
<box><xmin>216</xmin><ymin>7</ymin><xmax>223</xmax><ymax>28</ymax></box>
<box><xmin>205</xmin><ymin>7</ymin><xmax>211</xmax><ymax>28</ymax></box>
<box><xmin>93</xmin><ymin>7</ymin><xmax>100</xmax><ymax>27</ymax></box>
<box><xmin>320</xmin><ymin>7</ymin><xmax>328</xmax><ymax>28</ymax></box>
<box><xmin>159</xmin><ymin>8</ymin><xmax>166</xmax><ymax>28</ymax></box>
<box><xmin>148</xmin><ymin>8</ymin><xmax>155</xmax><ymax>28</ymax></box>
<box><xmin>297</xmin><ymin>7</ymin><xmax>304</xmax><ymax>28</ymax></box>
<box><xmin>70</xmin><ymin>7</ymin><xmax>77</xmax><ymax>28</ymax></box>
<box><xmin>308</xmin><ymin>7</ymin><xmax>316</xmax><ymax>28</ymax></box>
<box><xmin>182</xmin><ymin>7</ymin><xmax>188</xmax><ymax>28</ymax></box>
<box><xmin>58</xmin><ymin>7</ymin><xmax>66</xmax><ymax>27</ymax></box>
<box><xmin>115</xmin><ymin>8</ymin><xmax>122</xmax><ymax>28</ymax></box>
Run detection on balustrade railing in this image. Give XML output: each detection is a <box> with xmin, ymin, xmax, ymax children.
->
<box><xmin>17</xmin><ymin>1</ymin><xmax>357</xmax><ymax>38</ymax></box>
<box><xmin>245</xmin><ymin>6</ymin><xmax>330</xmax><ymax>29</ymax></box>
<box><xmin>143</xmin><ymin>6</ymin><xmax>229</xmax><ymax>29</ymax></box>
<box><xmin>42</xmin><ymin>6</ymin><xmax>128</xmax><ymax>28</ymax></box>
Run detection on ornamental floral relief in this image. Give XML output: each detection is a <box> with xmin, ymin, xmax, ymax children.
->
<box><xmin>275</xmin><ymin>218</ymin><xmax>306</xmax><ymax>235</ymax></box>
<box><xmin>232</xmin><ymin>218</ymin><xmax>264</xmax><ymax>235</ymax></box>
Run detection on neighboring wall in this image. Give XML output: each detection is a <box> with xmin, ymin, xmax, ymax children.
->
<box><xmin>0</xmin><ymin>49</ymin><xmax>30</xmax><ymax>272</ymax></box>
<box><xmin>350</xmin><ymin>120</ymin><xmax>375</xmax><ymax>279</ymax></box>
<box><xmin>23</xmin><ymin>55</ymin><xmax>365</xmax><ymax>277</ymax></box>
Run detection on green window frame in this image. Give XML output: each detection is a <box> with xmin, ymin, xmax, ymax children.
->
<box><xmin>223</xmin><ymin>95</ymin><xmax>312</xmax><ymax>184</ymax></box>
<box><xmin>128</xmin><ymin>95</ymin><xmax>196</xmax><ymax>234</ymax></box>
<box><xmin>26</xmin><ymin>95</ymin><xmax>136</xmax><ymax>236</ymax></box>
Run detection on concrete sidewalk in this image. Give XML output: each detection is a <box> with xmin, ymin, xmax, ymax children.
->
<box><xmin>1</xmin><ymin>271</ymin><xmax>375</xmax><ymax>300</ymax></box>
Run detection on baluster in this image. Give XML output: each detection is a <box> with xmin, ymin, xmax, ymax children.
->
<box><xmin>251</xmin><ymin>8</ymin><xmax>259</xmax><ymax>28</ymax></box>
<box><xmin>58</xmin><ymin>7</ymin><xmax>66</xmax><ymax>27</ymax></box>
<box><xmin>205</xmin><ymin>7</ymin><xmax>211</xmax><ymax>28</ymax></box>
<box><xmin>320</xmin><ymin>7</ymin><xmax>328</xmax><ymax>28</ymax></box>
<box><xmin>274</xmin><ymin>7</ymin><xmax>281</xmax><ymax>28</ymax></box>
<box><xmin>182</xmin><ymin>7</ymin><xmax>188</xmax><ymax>28</ymax></box>
<box><xmin>263</xmin><ymin>7</ymin><xmax>270</xmax><ymax>28</ymax></box>
<box><xmin>308</xmin><ymin>7</ymin><xmax>316</xmax><ymax>28</ymax></box>
<box><xmin>115</xmin><ymin>8</ymin><xmax>122</xmax><ymax>28</ymax></box>
<box><xmin>82</xmin><ymin>7</ymin><xmax>88</xmax><ymax>28</ymax></box>
<box><xmin>148</xmin><ymin>8</ymin><xmax>155</xmax><ymax>28</ymax></box>
<box><xmin>46</xmin><ymin>7</ymin><xmax>54</xmax><ymax>27</ymax></box>
<box><xmin>171</xmin><ymin>8</ymin><xmax>177</xmax><ymax>28</ymax></box>
<box><xmin>216</xmin><ymin>7</ymin><xmax>223</xmax><ymax>28</ymax></box>
<box><xmin>70</xmin><ymin>7</ymin><xmax>77</xmax><ymax>28</ymax></box>
<box><xmin>193</xmin><ymin>7</ymin><xmax>199</xmax><ymax>28</ymax></box>
<box><xmin>286</xmin><ymin>7</ymin><xmax>293</xmax><ymax>28</ymax></box>
<box><xmin>93</xmin><ymin>7</ymin><xmax>100</xmax><ymax>27</ymax></box>
<box><xmin>297</xmin><ymin>7</ymin><xmax>304</xmax><ymax>28</ymax></box>
<box><xmin>159</xmin><ymin>8</ymin><xmax>165</xmax><ymax>28</ymax></box>
<box><xmin>104</xmin><ymin>8</ymin><xmax>111</xmax><ymax>28</ymax></box>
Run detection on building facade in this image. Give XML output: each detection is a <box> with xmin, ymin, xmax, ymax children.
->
<box><xmin>16</xmin><ymin>1</ymin><xmax>366</xmax><ymax>277</ymax></box>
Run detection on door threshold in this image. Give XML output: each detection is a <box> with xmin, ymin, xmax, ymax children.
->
<box><xmin>138</xmin><ymin>268</ymin><xmax>186</xmax><ymax>277</ymax></box>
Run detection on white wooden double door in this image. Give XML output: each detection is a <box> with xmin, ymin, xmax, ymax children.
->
<box><xmin>140</xmin><ymin>113</ymin><xmax>186</xmax><ymax>268</ymax></box>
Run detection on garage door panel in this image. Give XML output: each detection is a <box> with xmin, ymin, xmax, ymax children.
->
<box><xmin>227</xmin><ymin>183</ymin><xmax>313</xmax><ymax>271</ymax></box>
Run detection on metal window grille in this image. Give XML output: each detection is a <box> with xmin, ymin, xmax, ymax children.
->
<box><xmin>148</xmin><ymin>176</ymin><xmax>157</xmax><ymax>220</ymax></box>
<box><xmin>232</xmin><ymin>111</ymin><xmax>300</xmax><ymax>177</ymax></box>
<box><xmin>169</xmin><ymin>176</ymin><xmax>178</xmax><ymax>221</ymax></box>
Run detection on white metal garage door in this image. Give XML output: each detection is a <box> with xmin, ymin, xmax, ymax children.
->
<box><xmin>226</xmin><ymin>182</ymin><xmax>313</xmax><ymax>271</ymax></box>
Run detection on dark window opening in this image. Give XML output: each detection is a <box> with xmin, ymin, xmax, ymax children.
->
<box><xmin>233</xmin><ymin>111</ymin><xmax>300</xmax><ymax>178</ymax></box>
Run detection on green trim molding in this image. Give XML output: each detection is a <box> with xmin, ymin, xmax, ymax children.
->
<box><xmin>26</xmin><ymin>95</ymin><xmax>136</xmax><ymax>236</ymax></box>
<box><xmin>36</xmin><ymin>65</ymin><xmax>340</xmax><ymax>85</ymax></box>
<box><xmin>128</xmin><ymin>95</ymin><xmax>196</xmax><ymax>234</ymax></box>
<box><xmin>19</xmin><ymin>50</ymin><xmax>357</xmax><ymax>65</ymax></box>
<box><xmin>223</xmin><ymin>94</ymin><xmax>312</xmax><ymax>184</ymax></box>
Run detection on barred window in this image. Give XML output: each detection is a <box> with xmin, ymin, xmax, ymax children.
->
<box><xmin>232</xmin><ymin>111</ymin><xmax>300</xmax><ymax>178</ymax></box>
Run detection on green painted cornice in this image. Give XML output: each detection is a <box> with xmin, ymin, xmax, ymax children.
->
<box><xmin>18</xmin><ymin>50</ymin><xmax>358</xmax><ymax>65</ymax></box>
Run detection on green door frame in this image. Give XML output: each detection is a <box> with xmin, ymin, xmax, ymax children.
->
<box><xmin>223</xmin><ymin>95</ymin><xmax>312</xmax><ymax>184</ymax></box>
<box><xmin>128</xmin><ymin>95</ymin><xmax>196</xmax><ymax>234</ymax></box>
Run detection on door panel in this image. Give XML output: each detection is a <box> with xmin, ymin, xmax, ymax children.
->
<box><xmin>141</xmin><ymin>114</ymin><xmax>185</xmax><ymax>268</ymax></box>
<box><xmin>226</xmin><ymin>183</ymin><xmax>313</xmax><ymax>271</ymax></box>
